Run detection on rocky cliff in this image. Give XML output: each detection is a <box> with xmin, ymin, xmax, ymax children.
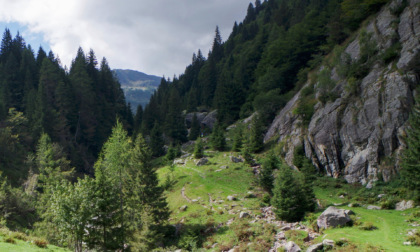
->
<box><xmin>265</xmin><ymin>0</ymin><xmax>420</xmax><ymax>186</ymax></box>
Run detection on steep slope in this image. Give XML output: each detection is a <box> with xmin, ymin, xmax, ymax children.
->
<box><xmin>113</xmin><ymin>69</ymin><xmax>161</xmax><ymax>111</ymax></box>
<box><xmin>265</xmin><ymin>0</ymin><xmax>420</xmax><ymax>186</ymax></box>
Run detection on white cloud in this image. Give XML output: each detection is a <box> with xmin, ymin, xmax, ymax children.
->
<box><xmin>0</xmin><ymin>0</ymin><xmax>249</xmax><ymax>76</ymax></box>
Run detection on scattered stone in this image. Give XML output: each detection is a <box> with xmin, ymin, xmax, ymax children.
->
<box><xmin>230</xmin><ymin>156</ymin><xmax>243</xmax><ymax>163</ymax></box>
<box><xmin>285</xmin><ymin>241</ymin><xmax>301</xmax><ymax>252</ymax></box>
<box><xmin>377</xmin><ymin>194</ymin><xmax>386</xmax><ymax>198</ymax></box>
<box><xmin>239</xmin><ymin>211</ymin><xmax>250</xmax><ymax>219</ymax></box>
<box><xmin>226</xmin><ymin>218</ymin><xmax>235</xmax><ymax>226</ymax></box>
<box><xmin>403</xmin><ymin>242</ymin><xmax>412</xmax><ymax>246</ymax></box>
<box><xmin>179</xmin><ymin>205</ymin><xmax>188</xmax><ymax>211</ymax></box>
<box><xmin>195</xmin><ymin>158</ymin><xmax>209</xmax><ymax>166</ymax></box>
<box><xmin>348</xmin><ymin>203</ymin><xmax>360</xmax><ymax>207</ymax></box>
<box><xmin>339</xmin><ymin>195</ymin><xmax>345</xmax><ymax>199</ymax></box>
<box><xmin>306</xmin><ymin>243</ymin><xmax>323</xmax><ymax>252</ymax></box>
<box><xmin>276</xmin><ymin>232</ymin><xmax>286</xmax><ymax>240</ymax></box>
<box><xmin>281</xmin><ymin>226</ymin><xmax>291</xmax><ymax>231</ymax></box>
<box><xmin>220</xmin><ymin>165</ymin><xmax>229</xmax><ymax>169</ymax></box>
<box><xmin>215</xmin><ymin>169</ymin><xmax>223</xmax><ymax>172</ymax></box>
<box><xmin>333</xmin><ymin>203</ymin><xmax>345</xmax><ymax>206</ymax></box>
<box><xmin>396</xmin><ymin>200</ymin><xmax>415</xmax><ymax>211</ymax></box>
<box><xmin>191</xmin><ymin>199</ymin><xmax>199</xmax><ymax>203</ymax></box>
<box><xmin>245</xmin><ymin>191</ymin><xmax>256</xmax><ymax>198</ymax></box>
<box><xmin>173</xmin><ymin>158</ymin><xmax>185</xmax><ymax>165</ymax></box>
<box><xmin>322</xmin><ymin>239</ymin><xmax>334</xmax><ymax>249</ymax></box>
<box><xmin>227</xmin><ymin>195</ymin><xmax>236</xmax><ymax>201</ymax></box>
<box><xmin>174</xmin><ymin>249</ymin><xmax>182</xmax><ymax>252</ymax></box>
<box><xmin>345</xmin><ymin>210</ymin><xmax>355</xmax><ymax>215</ymax></box>
<box><xmin>317</xmin><ymin>206</ymin><xmax>351</xmax><ymax>229</ymax></box>
<box><xmin>367</xmin><ymin>205</ymin><xmax>381</xmax><ymax>210</ymax></box>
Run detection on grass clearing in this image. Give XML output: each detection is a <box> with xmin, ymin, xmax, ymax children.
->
<box><xmin>0</xmin><ymin>229</ymin><xmax>69</xmax><ymax>252</ymax></box>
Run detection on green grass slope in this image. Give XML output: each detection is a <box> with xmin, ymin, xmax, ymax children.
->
<box><xmin>0</xmin><ymin>229</ymin><xmax>69</xmax><ymax>252</ymax></box>
<box><xmin>157</xmin><ymin>150</ymin><xmax>419</xmax><ymax>251</ymax></box>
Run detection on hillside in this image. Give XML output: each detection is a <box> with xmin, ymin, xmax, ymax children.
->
<box><xmin>113</xmin><ymin>69</ymin><xmax>161</xmax><ymax>112</ymax></box>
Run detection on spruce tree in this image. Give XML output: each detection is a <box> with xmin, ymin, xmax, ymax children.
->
<box><xmin>193</xmin><ymin>138</ymin><xmax>204</xmax><ymax>159</ymax></box>
<box><xmin>249</xmin><ymin>113</ymin><xmax>264</xmax><ymax>153</ymax></box>
<box><xmin>210</xmin><ymin>122</ymin><xmax>226</xmax><ymax>151</ymax></box>
<box><xmin>149</xmin><ymin>122</ymin><xmax>165</xmax><ymax>157</ymax></box>
<box><xmin>189</xmin><ymin>113</ymin><xmax>200</xmax><ymax>140</ymax></box>
<box><xmin>401</xmin><ymin>94</ymin><xmax>420</xmax><ymax>193</ymax></box>
<box><xmin>271</xmin><ymin>165</ymin><xmax>311</xmax><ymax>222</ymax></box>
<box><xmin>232</xmin><ymin>123</ymin><xmax>244</xmax><ymax>152</ymax></box>
<box><xmin>259</xmin><ymin>152</ymin><xmax>280</xmax><ymax>194</ymax></box>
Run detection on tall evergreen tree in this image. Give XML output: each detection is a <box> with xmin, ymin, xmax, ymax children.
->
<box><xmin>210</xmin><ymin>122</ymin><xmax>226</xmax><ymax>151</ymax></box>
<box><xmin>189</xmin><ymin>113</ymin><xmax>200</xmax><ymax>140</ymax></box>
<box><xmin>401</xmin><ymin>94</ymin><xmax>420</xmax><ymax>193</ymax></box>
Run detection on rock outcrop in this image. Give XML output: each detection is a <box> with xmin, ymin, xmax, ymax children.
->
<box><xmin>317</xmin><ymin>206</ymin><xmax>351</xmax><ymax>229</ymax></box>
<box><xmin>264</xmin><ymin>0</ymin><xmax>420</xmax><ymax>185</ymax></box>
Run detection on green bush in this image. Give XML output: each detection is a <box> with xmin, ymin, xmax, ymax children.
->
<box><xmin>359</xmin><ymin>221</ymin><xmax>377</xmax><ymax>231</ymax></box>
<box><xmin>381</xmin><ymin>42</ymin><xmax>402</xmax><ymax>64</ymax></box>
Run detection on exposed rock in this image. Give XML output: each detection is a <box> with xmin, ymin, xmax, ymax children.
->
<box><xmin>395</xmin><ymin>200</ymin><xmax>415</xmax><ymax>211</ymax></box>
<box><xmin>284</xmin><ymin>241</ymin><xmax>301</xmax><ymax>252</ymax></box>
<box><xmin>201</xmin><ymin>110</ymin><xmax>218</xmax><ymax>129</ymax></box>
<box><xmin>173</xmin><ymin>159</ymin><xmax>185</xmax><ymax>165</ymax></box>
<box><xmin>179</xmin><ymin>205</ymin><xmax>188</xmax><ymax>211</ymax></box>
<box><xmin>306</xmin><ymin>243</ymin><xmax>323</xmax><ymax>252</ymax></box>
<box><xmin>322</xmin><ymin>239</ymin><xmax>335</xmax><ymax>249</ymax></box>
<box><xmin>230</xmin><ymin>156</ymin><xmax>244</xmax><ymax>163</ymax></box>
<box><xmin>348</xmin><ymin>203</ymin><xmax>360</xmax><ymax>207</ymax></box>
<box><xmin>377</xmin><ymin>194</ymin><xmax>386</xmax><ymax>198</ymax></box>
<box><xmin>220</xmin><ymin>165</ymin><xmax>229</xmax><ymax>169</ymax></box>
<box><xmin>403</xmin><ymin>241</ymin><xmax>412</xmax><ymax>246</ymax></box>
<box><xmin>345</xmin><ymin>209</ymin><xmax>355</xmax><ymax>215</ymax></box>
<box><xmin>195</xmin><ymin>158</ymin><xmax>209</xmax><ymax>166</ymax></box>
<box><xmin>263</xmin><ymin>0</ymin><xmax>419</xmax><ymax>185</ymax></box>
<box><xmin>367</xmin><ymin>205</ymin><xmax>381</xmax><ymax>210</ymax></box>
<box><xmin>185</xmin><ymin>112</ymin><xmax>208</xmax><ymax>126</ymax></box>
<box><xmin>227</xmin><ymin>195</ymin><xmax>236</xmax><ymax>201</ymax></box>
<box><xmin>317</xmin><ymin>206</ymin><xmax>351</xmax><ymax>229</ymax></box>
<box><xmin>239</xmin><ymin>211</ymin><xmax>250</xmax><ymax>219</ymax></box>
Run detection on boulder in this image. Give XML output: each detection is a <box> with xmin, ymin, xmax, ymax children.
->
<box><xmin>227</xmin><ymin>195</ymin><xmax>236</xmax><ymax>201</ymax></box>
<box><xmin>173</xmin><ymin>158</ymin><xmax>185</xmax><ymax>165</ymax></box>
<box><xmin>317</xmin><ymin>206</ymin><xmax>351</xmax><ymax>229</ymax></box>
<box><xmin>220</xmin><ymin>165</ymin><xmax>229</xmax><ymax>169</ymax></box>
<box><xmin>195</xmin><ymin>158</ymin><xmax>208</xmax><ymax>166</ymax></box>
<box><xmin>239</xmin><ymin>211</ymin><xmax>250</xmax><ymax>219</ymax></box>
<box><xmin>306</xmin><ymin>243</ymin><xmax>323</xmax><ymax>252</ymax></box>
<box><xmin>230</xmin><ymin>156</ymin><xmax>244</xmax><ymax>163</ymax></box>
<box><xmin>367</xmin><ymin>205</ymin><xmax>381</xmax><ymax>210</ymax></box>
<box><xmin>179</xmin><ymin>205</ymin><xmax>188</xmax><ymax>211</ymax></box>
<box><xmin>322</xmin><ymin>239</ymin><xmax>334</xmax><ymax>249</ymax></box>
<box><xmin>201</xmin><ymin>110</ymin><xmax>217</xmax><ymax>129</ymax></box>
<box><xmin>395</xmin><ymin>200</ymin><xmax>415</xmax><ymax>211</ymax></box>
<box><xmin>284</xmin><ymin>241</ymin><xmax>301</xmax><ymax>252</ymax></box>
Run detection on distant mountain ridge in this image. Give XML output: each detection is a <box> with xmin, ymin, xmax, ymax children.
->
<box><xmin>113</xmin><ymin>69</ymin><xmax>162</xmax><ymax>112</ymax></box>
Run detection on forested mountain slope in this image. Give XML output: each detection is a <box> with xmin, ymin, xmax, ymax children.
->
<box><xmin>113</xmin><ymin>69</ymin><xmax>161</xmax><ymax>113</ymax></box>
<box><xmin>135</xmin><ymin>0</ymin><xmax>419</xmax><ymax>185</ymax></box>
<box><xmin>0</xmin><ymin>33</ymin><xmax>133</xmax><ymax>177</ymax></box>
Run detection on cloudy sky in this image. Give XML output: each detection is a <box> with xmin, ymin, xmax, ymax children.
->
<box><xmin>0</xmin><ymin>0</ymin><xmax>250</xmax><ymax>77</ymax></box>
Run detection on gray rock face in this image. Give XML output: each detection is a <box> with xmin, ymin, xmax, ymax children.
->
<box><xmin>317</xmin><ymin>206</ymin><xmax>351</xmax><ymax>229</ymax></box>
<box><xmin>230</xmin><ymin>156</ymin><xmax>244</xmax><ymax>163</ymax></box>
<box><xmin>395</xmin><ymin>200</ymin><xmax>415</xmax><ymax>210</ymax></box>
<box><xmin>306</xmin><ymin>243</ymin><xmax>323</xmax><ymax>252</ymax></box>
<box><xmin>239</xmin><ymin>211</ymin><xmax>250</xmax><ymax>218</ymax></box>
<box><xmin>285</xmin><ymin>241</ymin><xmax>301</xmax><ymax>252</ymax></box>
<box><xmin>195</xmin><ymin>158</ymin><xmax>209</xmax><ymax>166</ymax></box>
<box><xmin>264</xmin><ymin>0</ymin><xmax>419</xmax><ymax>185</ymax></box>
<box><xmin>201</xmin><ymin>110</ymin><xmax>218</xmax><ymax>129</ymax></box>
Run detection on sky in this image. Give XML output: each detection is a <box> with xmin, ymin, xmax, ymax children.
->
<box><xmin>0</xmin><ymin>0</ymin><xmax>251</xmax><ymax>77</ymax></box>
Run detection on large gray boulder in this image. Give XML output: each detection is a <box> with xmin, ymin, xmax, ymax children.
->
<box><xmin>395</xmin><ymin>200</ymin><xmax>415</xmax><ymax>211</ymax></box>
<box><xmin>285</xmin><ymin>241</ymin><xmax>301</xmax><ymax>252</ymax></box>
<box><xmin>201</xmin><ymin>110</ymin><xmax>218</xmax><ymax>129</ymax></box>
<box><xmin>306</xmin><ymin>243</ymin><xmax>323</xmax><ymax>252</ymax></box>
<box><xmin>317</xmin><ymin>206</ymin><xmax>351</xmax><ymax>229</ymax></box>
<box><xmin>195</xmin><ymin>158</ymin><xmax>209</xmax><ymax>166</ymax></box>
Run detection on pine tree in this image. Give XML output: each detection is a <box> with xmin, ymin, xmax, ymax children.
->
<box><xmin>271</xmin><ymin>165</ymin><xmax>315</xmax><ymax>222</ymax></box>
<box><xmin>193</xmin><ymin>138</ymin><xmax>204</xmax><ymax>159</ymax></box>
<box><xmin>401</xmin><ymin>94</ymin><xmax>420</xmax><ymax>193</ymax></box>
<box><xmin>249</xmin><ymin>113</ymin><xmax>264</xmax><ymax>153</ymax></box>
<box><xmin>210</xmin><ymin>122</ymin><xmax>226</xmax><ymax>151</ymax></box>
<box><xmin>189</xmin><ymin>113</ymin><xmax>200</xmax><ymax>140</ymax></box>
<box><xmin>232</xmin><ymin>123</ymin><xmax>244</xmax><ymax>152</ymax></box>
<box><xmin>149</xmin><ymin>122</ymin><xmax>165</xmax><ymax>157</ymax></box>
<box><xmin>259</xmin><ymin>152</ymin><xmax>280</xmax><ymax>194</ymax></box>
<box><xmin>164</xmin><ymin>88</ymin><xmax>187</xmax><ymax>144</ymax></box>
